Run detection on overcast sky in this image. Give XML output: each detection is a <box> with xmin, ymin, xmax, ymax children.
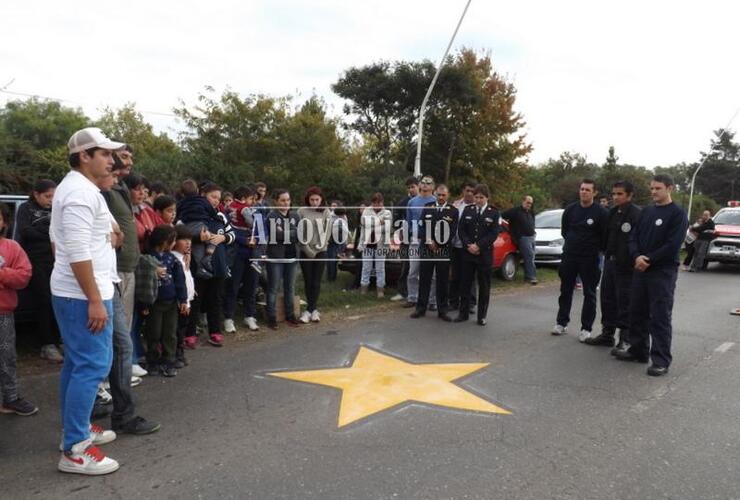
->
<box><xmin>2</xmin><ymin>0</ymin><xmax>739</xmax><ymax>168</ymax></box>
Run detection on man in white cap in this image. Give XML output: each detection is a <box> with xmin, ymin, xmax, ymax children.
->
<box><xmin>52</xmin><ymin>127</ymin><xmax>123</xmax><ymax>475</ymax></box>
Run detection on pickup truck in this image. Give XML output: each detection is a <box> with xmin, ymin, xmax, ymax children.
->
<box><xmin>705</xmin><ymin>207</ymin><xmax>740</xmax><ymax>265</ymax></box>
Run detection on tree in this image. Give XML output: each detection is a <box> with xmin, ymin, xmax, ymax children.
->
<box><xmin>0</xmin><ymin>99</ymin><xmax>89</xmax><ymax>190</ymax></box>
<box><xmin>96</xmin><ymin>103</ymin><xmax>184</xmax><ymax>186</ymax></box>
<box><xmin>333</xmin><ymin>49</ymin><xmax>532</xmax><ymax>205</ymax></box>
<box><xmin>693</xmin><ymin>128</ymin><xmax>740</xmax><ymax>206</ymax></box>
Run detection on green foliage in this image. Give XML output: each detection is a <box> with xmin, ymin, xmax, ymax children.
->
<box><xmin>333</xmin><ymin>49</ymin><xmax>532</xmax><ymax>203</ymax></box>
<box><xmin>0</xmin><ymin>99</ymin><xmax>88</xmax><ymax>191</ymax></box>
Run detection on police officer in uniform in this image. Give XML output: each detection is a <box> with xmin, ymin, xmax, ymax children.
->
<box><xmin>551</xmin><ymin>179</ymin><xmax>609</xmax><ymax>340</ymax></box>
<box><xmin>584</xmin><ymin>181</ymin><xmax>641</xmax><ymax>351</ymax></box>
<box><xmin>615</xmin><ymin>175</ymin><xmax>688</xmax><ymax>376</ymax></box>
<box><xmin>411</xmin><ymin>185</ymin><xmax>458</xmax><ymax>321</ymax></box>
<box><xmin>453</xmin><ymin>184</ymin><xmax>499</xmax><ymax>326</ymax></box>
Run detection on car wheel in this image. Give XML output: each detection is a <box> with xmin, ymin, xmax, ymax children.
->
<box><xmin>498</xmin><ymin>254</ymin><xmax>517</xmax><ymax>281</ymax></box>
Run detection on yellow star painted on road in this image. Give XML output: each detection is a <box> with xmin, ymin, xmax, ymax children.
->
<box><xmin>268</xmin><ymin>346</ymin><xmax>511</xmax><ymax>427</ymax></box>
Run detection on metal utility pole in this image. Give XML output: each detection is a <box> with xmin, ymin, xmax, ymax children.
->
<box><xmin>413</xmin><ymin>0</ymin><xmax>473</xmax><ymax>178</ymax></box>
<box><xmin>687</xmin><ymin>107</ymin><xmax>739</xmax><ymax>218</ymax></box>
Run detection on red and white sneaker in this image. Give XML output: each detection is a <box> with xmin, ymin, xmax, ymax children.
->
<box><xmin>58</xmin><ymin>424</ymin><xmax>116</xmax><ymax>451</ymax></box>
<box><xmin>90</xmin><ymin>423</ymin><xmax>116</xmax><ymax>445</ymax></box>
<box><xmin>58</xmin><ymin>439</ymin><xmax>119</xmax><ymax>475</ymax></box>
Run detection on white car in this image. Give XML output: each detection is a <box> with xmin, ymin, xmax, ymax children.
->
<box><xmin>534</xmin><ymin>209</ymin><xmax>564</xmax><ymax>265</ymax></box>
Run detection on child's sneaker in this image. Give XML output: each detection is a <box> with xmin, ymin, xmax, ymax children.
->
<box><xmin>310</xmin><ymin>310</ymin><xmax>321</xmax><ymax>323</ymax></box>
<box><xmin>244</xmin><ymin>316</ymin><xmax>259</xmax><ymax>331</ymax></box>
<box><xmin>183</xmin><ymin>336</ymin><xmax>198</xmax><ymax>349</ymax></box>
<box><xmin>0</xmin><ymin>397</ymin><xmax>38</xmax><ymax>416</ymax></box>
<box><xmin>224</xmin><ymin>318</ymin><xmax>236</xmax><ymax>333</ymax></box>
<box><xmin>159</xmin><ymin>363</ymin><xmax>178</xmax><ymax>377</ymax></box>
<box><xmin>195</xmin><ymin>254</ymin><xmax>214</xmax><ymax>279</ymax></box>
<box><xmin>208</xmin><ymin>333</ymin><xmax>224</xmax><ymax>347</ymax></box>
<box><xmin>299</xmin><ymin>311</ymin><xmax>311</xmax><ymax>324</ymax></box>
<box><xmin>131</xmin><ymin>364</ymin><xmax>148</xmax><ymax>377</ymax></box>
<box><xmin>58</xmin><ymin>439</ymin><xmax>119</xmax><ymax>476</ymax></box>
<box><xmin>40</xmin><ymin>344</ymin><xmax>64</xmax><ymax>363</ymax></box>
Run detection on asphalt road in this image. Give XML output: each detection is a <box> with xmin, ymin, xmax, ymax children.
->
<box><xmin>2</xmin><ymin>264</ymin><xmax>739</xmax><ymax>500</ymax></box>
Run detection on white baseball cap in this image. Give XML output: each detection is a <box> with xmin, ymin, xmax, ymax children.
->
<box><xmin>68</xmin><ymin>127</ymin><xmax>125</xmax><ymax>154</ymax></box>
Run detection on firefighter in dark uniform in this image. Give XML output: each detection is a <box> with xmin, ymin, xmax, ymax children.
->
<box><xmin>584</xmin><ymin>180</ymin><xmax>641</xmax><ymax>351</ymax></box>
<box><xmin>411</xmin><ymin>184</ymin><xmax>458</xmax><ymax>321</ymax></box>
<box><xmin>453</xmin><ymin>184</ymin><xmax>500</xmax><ymax>326</ymax></box>
<box><xmin>615</xmin><ymin>175</ymin><xmax>688</xmax><ymax>376</ymax></box>
<box><xmin>551</xmin><ymin>179</ymin><xmax>609</xmax><ymax>340</ymax></box>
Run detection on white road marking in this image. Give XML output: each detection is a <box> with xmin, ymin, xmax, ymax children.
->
<box><xmin>714</xmin><ymin>342</ymin><xmax>735</xmax><ymax>353</ymax></box>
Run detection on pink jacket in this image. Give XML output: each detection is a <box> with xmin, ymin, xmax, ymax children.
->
<box><xmin>0</xmin><ymin>238</ymin><xmax>33</xmax><ymax>313</ymax></box>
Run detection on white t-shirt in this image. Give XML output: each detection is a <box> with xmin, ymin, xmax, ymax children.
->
<box><xmin>171</xmin><ymin>250</ymin><xmax>195</xmax><ymax>306</ymax></box>
<box><xmin>50</xmin><ymin>170</ymin><xmax>116</xmax><ymax>301</ymax></box>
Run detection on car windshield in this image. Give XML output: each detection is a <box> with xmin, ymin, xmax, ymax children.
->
<box><xmin>714</xmin><ymin>211</ymin><xmax>740</xmax><ymax>225</ymax></box>
<box><xmin>535</xmin><ymin>211</ymin><xmax>562</xmax><ymax>229</ymax></box>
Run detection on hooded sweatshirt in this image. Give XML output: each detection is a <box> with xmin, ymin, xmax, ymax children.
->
<box><xmin>0</xmin><ymin>238</ymin><xmax>33</xmax><ymax>313</ymax></box>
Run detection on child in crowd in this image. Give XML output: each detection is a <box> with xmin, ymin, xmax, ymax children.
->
<box><xmin>220</xmin><ymin>192</ymin><xmax>234</xmax><ymax>213</ymax></box>
<box><xmin>223</xmin><ymin>186</ymin><xmax>264</xmax><ymax>332</ymax></box>
<box><xmin>153</xmin><ymin>195</ymin><xmax>177</xmax><ymax>226</ymax></box>
<box><xmin>142</xmin><ymin>225</ymin><xmax>188</xmax><ymax>377</ymax></box>
<box><xmin>0</xmin><ymin>202</ymin><xmax>37</xmax><ymax>416</ymax></box>
<box><xmin>171</xmin><ymin>225</ymin><xmax>196</xmax><ymax>364</ymax></box>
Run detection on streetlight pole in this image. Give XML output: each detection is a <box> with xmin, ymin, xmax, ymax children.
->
<box><xmin>413</xmin><ymin>0</ymin><xmax>473</xmax><ymax>178</ymax></box>
<box><xmin>687</xmin><ymin>107</ymin><xmax>739</xmax><ymax>218</ymax></box>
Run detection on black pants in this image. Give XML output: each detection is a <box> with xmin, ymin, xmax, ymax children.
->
<box><xmin>459</xmin><ymin>259</ymin><xmax>492</xmax><ymax>320</ymax></box>
<box><xmin>176</xmin><ymin>311</ymin><xmax>190</xmax><ymax>362</ymax></box>
<box><xmin>600</xmin><ymin>258</ymin><xmax>633</xmax><ymax>338</ymax></box>
<box><xmin>682</xmin><ymin>243</ymin><xmax>694</xmax><ymax>266</ymax></box>
<box><xmin>300</xmin><ymin>252</ymin><xmax>326</xmax><ymax>312</ymax></box>
<box><xmin>28</xmin><ymin>259</ymin><xmax>60</xmax><ymax>346</ymax></box>
<box><xmin>144</xmin><ymin>300</ymin><xmax>179</xmax><ymax>365</ymax></box>
<box><xmin>556</xmin><ymin>254</ymin><xmax>601</xmax><ymax>331</ymax></box>
<box><xmin>417</xmin><ymin>259</ymin><xmax>450</xmax><ymax>313</ymax></box>
<box><xmin>397</xmin><ymin>244</ymin><xmax>409</xmax><ymax>297</ymax></box>
<box><xmin>196</xmin><ymin>277</ymin><xmax>225</xmax><ymax>335</ymax></box>
<box><xmin>628</xmin><ymin>266</ymin><xmax>678</xmax><ymax>368</ymax></box>
<box><xmin>449</xmin><ymin>247</ymin><xmax>476</xmax><ymax>307</ymax></box>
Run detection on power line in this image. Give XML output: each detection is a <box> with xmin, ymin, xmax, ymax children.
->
<box><xmin>0</xmin><ymin>88</ymin><xmax>179</xmax><ymax>118</ymax></box>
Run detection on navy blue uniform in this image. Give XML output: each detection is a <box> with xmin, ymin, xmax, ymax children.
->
<box><xmin>457</xmin><ymin>204</ymin><xmax>500</xmax><ymax>321</ymax></box>
<box><xmin>600</xmin><ymin>202</ymin><xmax>641</xmax><ymax>339</ymax></box>
<box><xmin>627</xmin><ymin>202</ymin><xmax>688</xmax><ymax>368</ymax></box>
<box><xmin>556</xmin><ymin>202</ymin><xmax>609</xmax><ymax>331</ymax></box>
<box><xmin>417</xmin><ymin>201</ymin><xmax>458</xmax><ymax>315</ymax></box>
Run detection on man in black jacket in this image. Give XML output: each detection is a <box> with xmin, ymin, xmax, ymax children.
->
<box><xmin>411</xmin><ymin>185</ymin><xmax>458</xmax><ymax>321</ymax></box>
<box><xmin>552</xmin><ymin>179</ymin><xmax>609</xmax><ymax>340</ymax></box>
<box><xmin>584</xmin><ymin>181</ymin><xmax>641</xmax><ymax>351</ymax></box>
<box><xmin>616</xmin><ymin>175</ymin><xmax>688</xmax><ymax>376</ymax></box>
<box><xmin>453</xmin><ymin>184</ymin><xmax>500</xmax><ymax>326</ymax></box>
<box><xmin>502</xmin><ymin>195</ymin><xmax>537</xmax><ymax>284</ymax></box>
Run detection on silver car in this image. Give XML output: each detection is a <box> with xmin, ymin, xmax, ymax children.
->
<box><xmin>534</xmin><ymin>209</ymin><xmax>564</xmax><ymax>265</ymax></box>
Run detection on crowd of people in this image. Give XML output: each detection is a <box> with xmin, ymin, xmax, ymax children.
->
<box><xmin>0</xmin><ymin>126</ymin><xmax>729</xmax><ymax>477</ymax></box>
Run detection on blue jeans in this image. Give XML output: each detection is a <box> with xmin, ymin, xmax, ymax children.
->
<box><xmin>52</xmin><ymin>296</ymin><xmax>113</xmax><ymax>451</ymax></box>
<box><xmin>518</xmin><ymin>236</ymin><xmax>537</xmax><ymax>281</ymax></box>
<box><xmin>266</xmin><ymin>262</ymin><xmax>297</xmax><ymax>321</ymax></box>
